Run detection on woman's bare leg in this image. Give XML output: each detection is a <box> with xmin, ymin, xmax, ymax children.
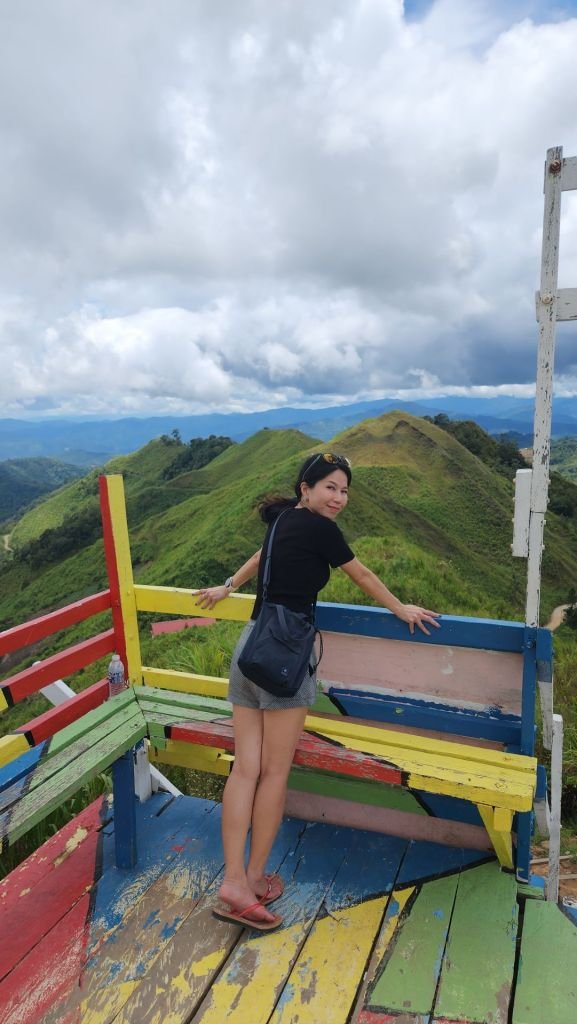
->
<box><xmin>246</xmin><ymin>706</ymin><xmax>308</xmax><ymax>891</ymax></box>
<box><xmin>218</xmin><ymin>705</ymin><xmax>276</xmax><ymax>922</ymax></box>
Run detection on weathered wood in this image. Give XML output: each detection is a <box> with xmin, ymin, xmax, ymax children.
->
<box><xmin>547</xmin><ymin>713</ymin><xmax>564</xmax><ymax>900</ymax></box>
<box><xmin>134</xmin><ymin>583</ymin><xmax>253</xmax><ymax>621</ymax></box>
<box><xmin>149</xmin><ymin>739</ymin><xmax>230</xmax><ymax>775</ymax></box>
<box><xmin>366</xmin><ymin>875</ymin><xmax>459</xmax><ymax>1018</ymax></box>
<box><xmin>560</xmin><ymin>155</ymin><xmax>577</xmax><ymax>191</ymax></box>
<box><xmin>0</xmin><ymin>590</ymin><xmax>111</xmax><ymax>658</ymax></box>
<box><xmin>1</xmin><ymin>708</ymin><xmax>146</xmax><ymax>850</ymax></box>
<box><xmin>99</xmin><ymin>474</ymin><xmax>142</xmax><ymax>683</ymax></box>
<box><xmin>0</xmin><ymin>629</ymin><xmax>116</xmax><ymax>709</ymax></box>
<box><xmin>433</xmin><ymin>861</ymin><xmax>518</xmax><ymax>1023</ymax></box>
<box><xmin>141</xmin><ymin>665</ymin><xmax>229</xmax><ymax>699</ymax></box>
<box><xmin>513</xmin><ymin>901</ymin><xmax>577</xmax><ymax>1022</ymax></box>
<box><xmin>47</xmin><ymin>686</ymin><xmax>137</xmax><ymax>756</ymax></box>
<box><xmin>17</xmin><ymin>677</ymin><xmax>109</xmax><ymax>746</ymax></box>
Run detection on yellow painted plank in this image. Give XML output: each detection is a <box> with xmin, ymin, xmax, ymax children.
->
<box><xmin>306</xmin><ymin>714</ymin><xmax>536</xmax><ymax>776</ymax></box>
<box><xmin>150</xmin><ymin>741</ymin><xmax>230</xmax><ymax>776</ymax></box>
<box><xmin>0</xmin><ymin>689</ymin><xmax>9</xmax><ymax>713</ymax></box>
<box><xmin>106</xmin><ymin>475</ymin><xmax>143</xmax><ymax>684</ymax></box>
<box><xmin>141</xmin><ymin>667</ymin><xmax>228</xmax><ymax>699</ymax></box>
<box><xmin>0</xmin><ymin>732</ymin><xmax>30</xmax><ymax>768</ymax></box>
<box><xmin>134</xmin><ymin>584</ymin><xmax>254</xmax><ymax>622</ymax></box>
<box><xmin>406</xmin><ymin>768</ymin><xmax>533</xmax><ymax>811</ymax></box>
<box><xmin>477</xmin><ymin>804</ymin><xmax>514</xmax><ymax>869</ymax></box>
<box><xmin>270</xmin><ymin>897</ymin><xmax>387</xmax><ymax>1024</ymax></box>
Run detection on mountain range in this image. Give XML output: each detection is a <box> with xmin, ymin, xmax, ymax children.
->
<box><xmin>4</xmin><ymin>394</ymin><xmax>577</xmax><ymax>464</ymax></box>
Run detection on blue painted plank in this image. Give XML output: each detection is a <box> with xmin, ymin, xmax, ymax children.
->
<box><xmin>328</xmin><ymin>689</ymin><xmax>522</xmax><ymax>745</ymax></box>
<box><xmin>396</xmin><ymin>839</ymin><xmax>492</xmax><ymax>887</ymax></box>
<box><xmin>316</xmin><ymin>604</ymin><xmax>528</xmax><ymax>651</ymax></box>
<box><xmin>111</xmin><ymin>748</ymin><xmax>137</xmax><ymax>869</ymax></box>
<box><xmin>322</xmin><ymin>828</ymin><xmax>407</xmax><ymax>912</ymax></box>
<box><xmin>0</xmin><ymin>742</ymin><xmax>45</xmax><ymax>795</ymax></box>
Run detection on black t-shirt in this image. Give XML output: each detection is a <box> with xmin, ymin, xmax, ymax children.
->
<box><xmin>251</xmin><ymin>507</ymin><xmax>355</xmax><ymax>619</ymax></box>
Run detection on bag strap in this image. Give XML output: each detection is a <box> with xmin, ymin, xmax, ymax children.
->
<box><xmin>262</xmin><ymin>507</ymin><xmax>318</xmax><ymax>626</ymax></box>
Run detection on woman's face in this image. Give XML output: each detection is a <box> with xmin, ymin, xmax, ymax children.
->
<box><xmin>302</xmin><ymin>469</ymin><xmax>349</xmax><ymax>519</ymax></box>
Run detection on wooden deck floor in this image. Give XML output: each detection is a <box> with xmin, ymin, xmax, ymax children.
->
<box><xmin>1</xmin><ymin>791</ymin><xmax>576</xmax><ymax>1024</ymax></box>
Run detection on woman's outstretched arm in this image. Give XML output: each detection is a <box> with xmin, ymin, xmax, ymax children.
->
<box><xmin>339</xmin><ymin>557</ymin><xmax>441</xmax><ymax>635</ymax></box>
<box><xmin>195</xmin><ymin>549</ymin><xmax>262</xmax><ymax>609</ymax></box>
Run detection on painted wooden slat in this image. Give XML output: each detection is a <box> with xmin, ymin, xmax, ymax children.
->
<box><xmin>319</xmin><ymin>631</ymin><xmax>524</xmax><ymax>715</ymax></box>
<box><xmin>134</xmin><ymin>583</ymin><xmax>254</xmax><ymax>621</ymax></box>
<box><xmin>190</xmin><ymin>821</ymin><xmax>349</xmax><ymax>1024</ymax></box>
<box><xmin>512</xmin><ymin>895</ymin><xmax>577</xmax><ymax>1022</ymax></box>
<box><xmin>141</xmin><ymin>665</ymin><xmax>229</xmax><ymax>699</ymax></box>
<box><xmin>476</xmin><ymin>804</ymin><xmax>513</xmax><ymax>869</ymax></box>
<box><xmin>17</xmin><ymin>677</ymin><xmax>109</xmax><ymax>746</ymax></box>
<box><xmin>0</xmin><ymin>744</ymin><xmax>44</xmax><ymax>797</ymax></box>
<box><xmin>0</xmin><ymin>709</ymin><xmax>147</xmax><ymax>850</ymax></box>
<box><xmin>0</xmin><ymin>795</ymin><xmax>109</xmax><ymax>912</ymax></box>
<box><xmin>432</xmin><ymin>861</ymin><xmax>518</xmax><ymax>1023</ymax></box>
<box><xmin>367</xmin><ymin>874</ymin><xmax>459</xmax><ymax>1018</ymax></box>
<box><xmin>133</xmin><ymin>685</ymin><xmax>230</xmax><ymax>716</ymax></box>
<box><xmin>99</xmin><ymin>475</ymin><xmax>142</xmax><ymax>684</ymax></box>
<box><xmin>0</xmin><ymin>732</ymin><xmax>31</xmax><ymax>768</ymax></box>
<box><xmin>0</xmin><ymin>892</ymin><xmax>93</xmax><ymax>1024</ymax></box>
<box><xmin>560</xmin><ymin>154</ymin><xmax>577</xmax><ymax>191</ymax></box>
<box><xmin>0</xmin><ymin>628</ymin><xmax>116</xmax><ymax>708</ymax></box>
<box><xmin>110</xmin><ymin>815</ymin><xmax>306</xmax><ymax>1024</ymax></box>
<box><xmin>270</xmin><ymin>830</ymin><xmax>407</xmax><ymax>1024</ymax></box>
<box><xmin>351</xmin><ymin>887</ymin><xmax>418</xmax><ymax>1023</ymax></box>
<box><xmin>535</xmin><ymin>287</ymin><xmax>577</xmax><ymax>322</ymax></box>
<box><xmin>316</xmin><ymin>605</ymin><xmax>528</xmax><ymax>652</ymax></box>
<box><xmin>284</xmin><ymin>790</ymin><xmax>493</xmax><ymax>852</ymax></box>
<box><xmin>170</xmin><ymin>720</ymin><xmax>405</xmax><ymax>787</ymax></box>
<box><xmin>0</xmin><ymin>590</ymin><xmax>111</xmax><ymax>658</ymax></box>
<box><xmin>149</xmin><ymin>739</ymin><xmax>231</xmax><ymax>775</ymax></box>
<box><xmin>329</xmin><ymin>690</ymin><xmax>521</xmax><ymax>746</ymax></box>
<box><xmin>47</xmin><ymin>687</ymin><xmax>137</xmax><ymax>757</ymax></box>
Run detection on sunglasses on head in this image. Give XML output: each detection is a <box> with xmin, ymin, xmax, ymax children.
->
<box><xmin>307</xmin><ymin>452</ymin><xmax>351</xmax><ymax>473</ymax></box>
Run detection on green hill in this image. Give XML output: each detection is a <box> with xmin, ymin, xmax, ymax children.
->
<box><xmin>0</xmin><ymin>458</ymin><xmax>84</xmax><ymax>523</ymax></box>
<box><xmin>2</xmin><ymin>411</ymin><xmax>577</xmax><ymax>634</ymax></box>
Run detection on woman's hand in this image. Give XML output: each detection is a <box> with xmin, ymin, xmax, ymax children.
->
<box><xmin>195</xmin><ymin>585</ymin><xmax>231</xmax><ymax>610</ymax></box>
<box><xmin>395</xmin><ymin>604</ymin><xmax>441</xmax><ymax>636</ymax></box>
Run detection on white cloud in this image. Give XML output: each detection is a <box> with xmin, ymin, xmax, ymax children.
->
<box><xmin>1</xmin><ymin>0</ymin><xmax>577</xmax><ymax>417</ymax></box>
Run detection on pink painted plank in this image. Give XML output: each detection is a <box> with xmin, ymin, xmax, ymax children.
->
<box><xmin>151</xmin><ymin>618</ymin><xmax>216</xmax><ymax>635</ymax></box>
<box><xmin>170</xmin><ymin>720</ymin><xmax>405</xmax><ymax>786</ymax></box>
<box><xmin>1</xmin><ymin>630</ymin><xmax>115</xmax><ymax>704</ymax></box>
<box><xmin>320</xmin><ymin>632</ymin><xmax>523</xmax><ymax>714</ymax></box>
<box><xmin>0</xmin><ymin>893</ymin><xmax>91</xmax><ymax>1024</ymax></box>
<box><xmin>0</xmin><ymin>591</ymin><xmax>111</xmax><ymax>658</ymax></box>
<box><xmin>283</xmin><ymin>791</ymin><xmax>492</xmax><ymax>852</ymax></box>
<box><xmin>0</xmin><ymin>796</ymin><xmax>109</xmax><ymax>913</ymax></box>
<box><xmin>18</xmin><ymin>679</ymin><xmax>108</xmax><ymax>745</ymax></box>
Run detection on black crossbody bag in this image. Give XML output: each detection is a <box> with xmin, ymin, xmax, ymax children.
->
<box><xmin>238</xmin><ymin>510</ymin><xmax>322</xmax><ymax>698</ymax></box>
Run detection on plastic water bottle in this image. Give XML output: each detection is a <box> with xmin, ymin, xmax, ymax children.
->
<box><xmin>107</xmin><ymin>653</ymin><xmax>126</xmax><ymax>697</ymax></box>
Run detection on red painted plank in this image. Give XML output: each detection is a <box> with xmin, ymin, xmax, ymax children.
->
<box><xmin>99</xmin><ymin>476</ymin><xmax>128</xmax><ymax>671</ymax></box>
<box><xmin>0</xmin><ymin>796</ymin><xmax>109</xmax><ymax>913</ymax></box>
<box><xmin>170</xmin><ymin>720</ymin><xmax>405</xmax><ymax>786</ymax></box>
<box><xmin>0</xmin><ymin>591</ymin><xmax>111</xmax><ymax>658</ymax></box>
<box><xmin>17</xmin><ymin>679</ymin><xmax>108</xmax><ymax>745</ymax></box>
<box><xmin>1</xmin><ymin>630</ymin><xmax>115</xmax><ymax>705</ymax></box>
<box><xmin>0</xmin><ymin>893</ymin><xmax>91</xmax><ymax>1024</ymax></box>
<box><xmin>0</xmin><ymin>812</ymin><xmax>102</xmax><ymax>981</ymax></box>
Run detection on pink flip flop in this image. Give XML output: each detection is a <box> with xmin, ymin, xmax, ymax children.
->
<box><xmin>213</xmin><ymin>901</ymin><xmax>282</xmax><ymax>932</ymax></box>
<box><xmin>259</xmin><ymin>873</ymin><xmax>285</xmax><ymax>906</ymax></box>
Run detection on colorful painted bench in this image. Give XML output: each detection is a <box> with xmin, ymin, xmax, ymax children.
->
<box><xmin>0</xmin><ymin>474</ymin><xmax>551</xmax><ymax>888</ymax></box>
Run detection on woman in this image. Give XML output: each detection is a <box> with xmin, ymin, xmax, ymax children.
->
<box><xmin>196</xmin><ymin>452</ymin><xmax>439</xmax><ymax>930</ymax></box>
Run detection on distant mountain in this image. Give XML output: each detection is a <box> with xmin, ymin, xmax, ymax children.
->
<box><xmin>3</xmin><ymin>412</ymin><xmax>577</xmax><ymax>641</ymax></box>
<box><xmin>3</xmin><ymin>394</ymin><xmax>574</xmax><ymax>462</ymax></box>
<box><xmin>0</xmin><ymin>458</ymin><xmax>85</xmax><ymax>523</ymax></box>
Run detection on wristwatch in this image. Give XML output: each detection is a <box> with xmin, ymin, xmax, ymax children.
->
<box><xmin>224</xmin><ymin>576</ymin><xmax>236</xmax><ymax>590</ymax></box>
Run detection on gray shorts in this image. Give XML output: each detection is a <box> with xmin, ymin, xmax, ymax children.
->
<box><xmin>228</xmin><ymin>620</ymin><xmax>317</xmax><ymax>710</ymax></box>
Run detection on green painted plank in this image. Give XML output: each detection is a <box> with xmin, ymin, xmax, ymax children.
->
<box><xmin>288</xmin><ymin>766</ymin><xmax>428</xmax><ymax>815</ymax></box>
<box><xmin>19</xmin><ymin>705</ymin><xmax>145</xmax><ymax>796</ymax></box>
<box><xmin>2</xmin><ymin>710</ymin><xmax>147</xmax><ymax>848</ymax></box>
<box><xmin>48</xmin><ymin>687</ymin><xmax>137</xmax><ymax>755</ymax></box>
<box><xmin>512</xmin><ymin>901</ymin><xmax>577</xmax><ymax>1024</ymax></box>
<box><xmin>433</xmin><ymin>861</ymin><xmax>518</xmax><ymax>1023</ymax></box>
<box><xmin>133</xmin><ymin>685</ymin><xmax>230</xmax><ymax>716</ymax></box>
<box><xmin>368</xmin><ymin>873</ymin><xmax>459</xmax><ymax>1015</ymax></box>
<box><xmin>139</xmin><ymin>706</ymin><xmax>225</xmax><ymax>726</ymax></box>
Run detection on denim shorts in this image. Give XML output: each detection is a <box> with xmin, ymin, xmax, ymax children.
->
<box><xmin>228</xmin><ymin>620</ymin><xmax>318</xmax><ymax>710</ymax></box>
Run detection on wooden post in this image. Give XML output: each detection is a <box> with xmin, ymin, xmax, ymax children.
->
<box><xmin>99</xmin><ymin>475</ymin><xmax>143</xmax><ymax>684</ymax></box>
<box><xmin>547</xmin><ymin>713</ymin><xmax>564</xmax><ymax>902</ymax></box>
<box><xmin>111</xmin><ymin>748</ymin><xmax>137</xmax><ymax>869</ymax></box>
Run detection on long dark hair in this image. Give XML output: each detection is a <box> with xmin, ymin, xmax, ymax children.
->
<box><xmin>259</xmin><ymin>453</ymin><xmax>352</xmax><ymax>523</ymax></box>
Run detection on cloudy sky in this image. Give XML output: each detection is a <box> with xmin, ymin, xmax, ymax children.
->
<box><xmin>1</xmin><ymin>0</ymin><xmax>577</xmax><ymax>419</ymax></box>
